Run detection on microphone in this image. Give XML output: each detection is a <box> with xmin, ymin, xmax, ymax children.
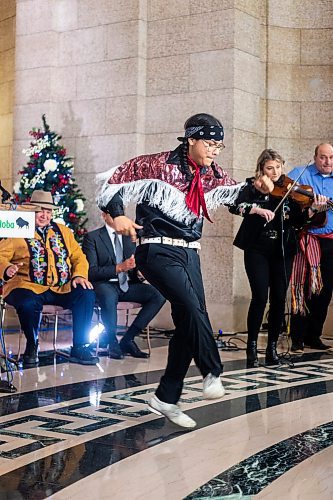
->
<box><xmin>0</xmin><ymin>181</ymin><xmax>11</xmax><ymax>203</ymax></box>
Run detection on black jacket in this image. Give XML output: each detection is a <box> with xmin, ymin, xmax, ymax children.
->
<box><xmin>230</xmin><ymin>178</ymin><xmax>307</xmax><ymax>255</ymax></box>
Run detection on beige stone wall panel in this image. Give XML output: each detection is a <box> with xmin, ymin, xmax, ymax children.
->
<box><xmin>145</xmin><ymin>89</ymin><xmax>234</xmax><ymax>134</ymax></box>
<box><xmin>0</xmin><ymin>145</ymin><xmax>11</xmax><ymax>179</ymax></box>
<box><xmin>15</xmin><ymin>32</ymin><xmax>58</xmax><ymax>70</ymax></box>
<box><xmin>267</xmin><ymin>27</ymin><xmax>301</xmax><ymax>64</ymax></box>
<box><xmin>189</xmin><ymin>50</ymin><xmax>234</xmax><ymax>92</ymax></box>
<box><xmin>76</xmin><ymin>59</ymin><xmax>139</xmax><ymax>100</ymax></box>
<box><xmin>268</xmin><ymin>0</ymin><xmax>333</xmax><ymax>29</ymax></box>
<box><xmin>267</xmin><ymin>100</ymin><xmax>301</xmax><ymax>139</ymax></box>
<box><xmin>13</xmin><ymin>102</ymin><xmax>56</xmax><ymax>140</ymax></box>
<box><xmin>233</xmin><ymin>89</ymin><xmax>261</xmax><ymax>134</ymax></box>
<box><xmin>105</xmin><ymin>95</ymin><xmax>143</xmax><ymax>135</ymax></box>
<box><xmin>50</xmin><ymin>66</ymin><xmax>77</xmax><ymax>102</ymax></box>
<box><xmin>107</xmin><ymin>20</ymin><xmax>146</xmax><ymax>60</ymax></box>
<box><xmin>0</xmin><ymin>113</ymin><xmax>13</xmax><ymax>147</ymax></box>
<box><xmin>0</xmin><ymin>81</ymin><xmax>13</xmax><ymax>114</ymax></box>
<box><xmin>216</xmin><ymin>147</ymin><xmax>234</xmax><ymax>177</ymax></box>
<box><xmin>78</xmin><ymin>0</ymin><xmax>142</xmax><ymax>28</ymax></box>
<box><xmin>15</xmin><ymin>67</ymin><xmax>52</xmax><ymax>104</ymax></box>
<box><xmin>147</xmin><ymin>55</ymin><xmax>190</xmax><ymax>96</ymax></box>
<box><xmin>259</xmin><ymin>23</ymin><xmax>268</xmax><ymax>63</ymax></box>
<box><xmin>232</xmin><ymin>129</ymin><xmax>265</xmax><ymax>177</ymax></box>
<box><xmin>270</xmin><ymin>138</ymin><xmax>316</xmax><ymax>168</ymax></box>
<box><xmin>0</xmin><ymin>0</ymin><xmax>15</xmax><ymax>21</ymax></box>
<box><xmin>144</xmin><ymin>133</ymin><xmax>184</xmax><ymax>155</ymax></box>
<box><xmin>148</xmin><ymin>0</ymin><xmax>190</xmax><ymax>20</ymax></box>
<box><xmin>301</xmin><ymin>102</ymin><xmax>333</xmax><ymax>140</ymax></box>
<box><xmin>190</xmin><ymin>0</ymin><xmax>235</xmax><ymax>15</ymax></box>
<box><xmin>52</xmin><ymin>0</ymin><xmax>78</xmax><ymax>32</ymax></box>
<box><xmin>75</xmin><ymin>134</ymin><xmax>139</xmax><ymax>175</ymax></box>
<box><xmin>200</xmin><ymin>236</ymin><xmax>234</xmax><ymax>303</ymax></box>
<box><xmin>55</xmin><ymin>99</ymin><xmax>107</xmax><ymax>138</ymax></box>
<box><xmin>202</xmin><ymin>209</ymin><xmax>234</xmax><ymax>238</ymax></box>
<box><xmin>258</xmin><ymin>96</ymin><xmax>267</xmax><ymax>137</ymax></box>
<box><xmin>234</xmin><ymin>9</ymin><xmax>260</xmax><ymax>56</ymax></box>
<box><xmin>12</xmin><ymin>138</ymin><xmax>28</xmax><ymax>180</ymax></box>
<box><xmin>59</xmin><ymin>26</ymin><xmax>106</xmax><ymax>67</ymax></box>
<box><xmin>0</xmin><ymin>48</ymin><xmax>15</xmax><ymax>83</ymax></box>
<box><xmin>234</xmin><ymin>0</ymin><xmax>263</xmax><ymax>19</ymax></box>
<box><xmin>233</xmin><ymin>246</ymin><xmax>250</xmax><ymax>298</ymax></box>
<box><xmin>301</xmin><ymin>29</ymin><xmax>333</xmax><ymax>65</ymax></box>
<box><xmin>268</xmin><ymin>64</ymin><xmax>333</xmax><ymax>101</ymax></box>
<box><xmin>148</xmin><ymin>11</ymin><xmax>234</xmax><ymax>59</ymax></box>
<box><xmin>16</xmin><ymin>0</ymin><xmax>77</xmax><ymax>34</ymax></box>
<box><xmin>0</xmin><ymin>17</ymin><xmax>15</xmax><ymax>52</ymax></box>
<box><xmin>234</xmin><ymin>50</ymin><xmax>264</xmax><ymax>96</ymax></box>
<box><xmin>16</xmin><ymin>0</ymin><xmax>53</xmax><ymax>35</ymax></box>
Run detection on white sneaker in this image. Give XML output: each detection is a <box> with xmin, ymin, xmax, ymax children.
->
<box><xmin>148</xmin><ymin>395</ymin><xmax>197</xmax><ymax>429</ymax></box>
<box><xmin>203</xmin><ymin>373</ymin><xmax>226</xmax><ymax>399</ymax></box>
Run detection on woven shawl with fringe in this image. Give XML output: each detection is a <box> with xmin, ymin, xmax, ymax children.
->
<box><xmin>291</xmin><ymin>232</ymin><xmax>324</xmax><ymax>315</ymax></box>
<box><xmin>96</xmin><ymin>151</ymin><xmax>244</xmax><ymax>225</ymax></box>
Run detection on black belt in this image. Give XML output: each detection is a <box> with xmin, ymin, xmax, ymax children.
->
<box><xmin>261</xmin><ymin>229</ymin><xmax>278</xmax><ymax>240</ymax></box>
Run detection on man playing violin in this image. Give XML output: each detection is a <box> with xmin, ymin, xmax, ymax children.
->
<box><xmin>288</xmin><ymin>143</ymin><xmax>333</xmax><ymax>353</ymax></box>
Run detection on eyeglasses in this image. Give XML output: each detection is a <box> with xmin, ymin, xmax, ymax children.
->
<box><xmin>201</xmin><ymin>139</ymin><xmax>225</xmax><ymax>153</ymax></box>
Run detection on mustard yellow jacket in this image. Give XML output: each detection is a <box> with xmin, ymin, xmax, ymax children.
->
<box><xmin>0</xmin><ymin>224</ymin><xmax>89</xmax><ymax>298</ymax></box>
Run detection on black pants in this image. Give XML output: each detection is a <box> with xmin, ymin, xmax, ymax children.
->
<box><xmin>244</xmin><ymin>245</ymin><xmax>293</xmax><ymax>345</ymax></box>
<box><xmin>135</xmin><ymin>244</ymin><xmax>222</xmax><ymax>404</ymax></box>
<box><xmin>290</xmin><ymin>238</ymin><xmax>333</xmax><ymax>344</ymax></box>
<box><xmin>93</xmin><ymin>281</ymin><xmax>165</xmax><ymax>342</ymax></box>
<box><xmin>6</xmin><ymin>286</ymin><xmax>96</xmax><ymax>348</ymax></box>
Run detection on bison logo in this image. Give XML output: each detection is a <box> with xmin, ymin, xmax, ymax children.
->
<box><xmin>16</xmin><ymin>217</ymin><xmax>29</xmax><ymax>229</ymax></box>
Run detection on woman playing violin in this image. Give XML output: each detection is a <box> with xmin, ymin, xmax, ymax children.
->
<box><xmin>230</xmin><ymin>148</ymin><xmax>327</xmax><ymax>367</ymax></box>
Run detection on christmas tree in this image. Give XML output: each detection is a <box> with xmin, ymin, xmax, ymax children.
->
<box><xmin>14</xmin><ymin>114</ymin><xmax>88</xmax><ymax>242</ymax></box>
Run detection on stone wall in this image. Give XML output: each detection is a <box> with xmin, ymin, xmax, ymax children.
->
<box><xmin>0</xmin><ymin>0</ymin><xmax>16</xmax><ymax>193</ymax></box>
<box><xmin>1</xmin><ymin>0</ymin><xmax>332</xmax><ymax>332</ymax></box>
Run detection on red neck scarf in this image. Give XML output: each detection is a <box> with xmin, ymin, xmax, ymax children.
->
<box><xmin>185</xmin><ymin>156</ymin><xmax>213</xmax><ymax>222</ymax></box>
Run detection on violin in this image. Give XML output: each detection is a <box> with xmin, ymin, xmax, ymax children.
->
<box><xmin>270</xmin><ymin>175</ymin><xmax>333</xmax><ymax>210</ymax></box>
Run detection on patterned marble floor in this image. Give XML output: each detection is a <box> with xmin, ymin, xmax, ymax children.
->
<box><xmin>0</xmin><ymin>329</ymin><xmax>333</xmax><ymax>500</ymax></box>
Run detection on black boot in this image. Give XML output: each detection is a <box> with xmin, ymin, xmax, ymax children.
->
<box><xmin>246</xmin><ymin>340</ymin><xmax>259</xmax><ymax>368</ymax></box>
<box><xmin>23</xmin><ymin>341</ymin><xmax>39</xmax><ymax>366</ymax></box>
<box><xmin>265</xmin><ymin>341</ymin><xmax>280</xmax><ymax>366</ymax></box>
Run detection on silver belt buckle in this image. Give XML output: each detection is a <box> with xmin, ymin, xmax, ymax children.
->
<box><xmin>188</xmin><ymin>242</ymin><xmax>201</xmax><ymax>249</ymax></box>
<box><xmin>173</xmin><ymin>238</ymin><xmax>185</xmax><ymax>247</ymax></box>
<box><xmin>162</xmin><ymin>237</ymin><xmax>173</xmax><ymax>245</ymax></box>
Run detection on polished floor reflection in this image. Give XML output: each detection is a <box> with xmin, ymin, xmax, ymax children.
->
<box><xmin>0</xmin><ymin>329</ymin><xmax>333</xmax><ymax>499</ymax></box>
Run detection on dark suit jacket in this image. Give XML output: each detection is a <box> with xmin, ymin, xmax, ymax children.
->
<box><xmin>82</xmin><ymin>226</ymin><xmax>139</xmax><ymax>284</ymax></box>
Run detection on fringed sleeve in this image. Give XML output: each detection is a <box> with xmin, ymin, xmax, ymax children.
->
<box><xmin>96</xmin><ymin>152</ymin><xmax>246</xmax><ymax>224</ymax></box>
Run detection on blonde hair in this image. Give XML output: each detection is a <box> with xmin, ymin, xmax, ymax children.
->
<box><xmin>255</xmin><ymin>149</ymin><xmax>285</xmax><ymax>177</ymax></box>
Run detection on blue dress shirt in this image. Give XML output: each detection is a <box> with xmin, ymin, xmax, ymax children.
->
<box><xmin>288</xmin><ymin>163</ymin><xmax>333</xmax><ymax>235</ymax></box>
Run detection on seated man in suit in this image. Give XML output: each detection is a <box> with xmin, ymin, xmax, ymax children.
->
<box><xmin>0</xmin><ymin>190</ymin><xmax>97</xmax><ymax>366</ymax></box>
<box><xmin>82</xmin><ymin>211</ymin><xmax>166</xmax><ymax>359</ymax></box>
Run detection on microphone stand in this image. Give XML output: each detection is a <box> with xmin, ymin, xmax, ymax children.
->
<box><xmin>0</xmin><ymin>290</ymin><xmax>17</xmax><ymax>393</ymax></box>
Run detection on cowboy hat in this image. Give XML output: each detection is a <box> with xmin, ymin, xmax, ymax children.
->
<box><xmin>28</xmin><ymin>190</ymin><xmax>58</xmax><ymax>210</ymax></box>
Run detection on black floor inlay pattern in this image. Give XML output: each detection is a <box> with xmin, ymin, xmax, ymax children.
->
<box><xmin>0</xmin><ymin>353</ymin><xmax>333</xmax><ymax>498</ymax></box>
<box><xmin>185</xmin><ymin>421</ymin><xmax>333</xmax><ymax>498</ymax></box>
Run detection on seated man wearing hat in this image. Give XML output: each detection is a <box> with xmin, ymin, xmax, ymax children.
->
<box><xmin>0</xmin><ymin>190</ymin><xmax>98</xmax><ymax>366</ymax></box>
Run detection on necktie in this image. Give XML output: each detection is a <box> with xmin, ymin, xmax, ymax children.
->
<box><xmin>186</xmin><ymin>156</ymin><xmax>212</xmax><ymax>222</ymax></box>
<box><xmin>113</xmin><ymin>233</ymin><xmax>129</xmax><ymax>293</ymax></box>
